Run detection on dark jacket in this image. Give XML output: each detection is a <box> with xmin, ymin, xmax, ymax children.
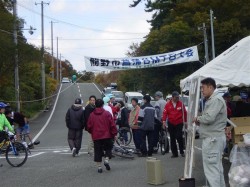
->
<box><xmin>65</xmin><ymin>104</ymin><xmax>85</xmax><ymax>130</ymax></box>
<box><xmin>116</xmin><ymin>107</ymin><xmax>129</xmax><ymax>128</ymax></box>
<box><xmin>87</xmin><ymin>107</ymin><xmax>117</xmax><ymax>141</ymax></box>
<box><xmin>84</xmin><ymin>104</ymin><xmax>95</xmax><ymax>130</ymax></box>
<box><xmin>138</xmin><ymin>102</ymin><xmax>155</xmax><ymax>131</ymax></box>
<box><xmin>13</xmin><ymin>112</ymin><xmax>26</xmax><ymax>127</ymax></box>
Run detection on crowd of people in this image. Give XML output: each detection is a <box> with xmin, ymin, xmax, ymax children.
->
<box><xmin>65</xmin><ymin>89</ymin><xmax>188</xmax><ymax>173</ymax></box>
<box><xmin>65</xmin><ymin>77</ymin><xmax>234</xmax><ymax>187</ymax></box>
<box><xmin>0</xmin><ymin>77</ymin><xmax>234</xmax><ymax>186</ymax></box>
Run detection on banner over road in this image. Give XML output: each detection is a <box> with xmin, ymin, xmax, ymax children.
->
<box><xmin>84</xmin><ymin>46</ymin><xmax>199</xmax><ymax>72</ymax></box>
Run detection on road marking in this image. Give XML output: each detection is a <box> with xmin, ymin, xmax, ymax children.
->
<box><xmin>80</xmin><ymin>94</ymin><xmax>82</xmax><ymax>98</ymax></box>
<box><xmin>32</xmin><ymin>84</ymin><xmax>62</xmax><ymax>142</ymax></box>
<box><xmin>194</xmin><ymin>146</ymin><xmax>202</xmax><ymax>151</ymax></box>
<box><xmin>93</xmin><ymin>83</ymin><xmax>102</xmax><ymax>94</ymax></box>
<box><xmin>28</xmin><ymin>152</ymin><xmax>45</xmax><ymax>158</ymax></box>
<box><xmin>60</xmin><ymin>151</ymin><xmax>88</xmax><ymax>155</ymax></box>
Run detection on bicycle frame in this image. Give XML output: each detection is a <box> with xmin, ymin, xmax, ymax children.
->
<box><xmin>0</xmin><ymin>131</ymin><xmax>28</xmax><ymax>167</ymax></box>
<box><xmin>0</xmin><ymin>135</ymin><xmax>17</xmax><ymax>155</ymax></box>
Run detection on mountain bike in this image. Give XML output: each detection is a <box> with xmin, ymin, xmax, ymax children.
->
<box><xmin>158</xmin><ymin>126</ymin><xmax>170</xmax><ymax>155</ymax></box>
<box><xmin>0</xmin><ymin>131</ymin><xmax>28</xmax><ymax>167</ymax></box>
<box><xmin>112</xmin><ymin>144</ymin><xmax>135</xmax><ymax>159</ymax></box>
<box><xmin>115</xmin><ymin>127</ymin><xmax>132</xmax><ymax>146</ymax></box>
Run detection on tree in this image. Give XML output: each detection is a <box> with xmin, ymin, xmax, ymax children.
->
<box><xmin>119</xmin><ymin>0</ymin><xmax>250</xmax><ymax>95</ymax></box>
<box><xmin>0</xmin><ymin>2</ymin><xmax>77</xmax><ymax>115</ymax></box>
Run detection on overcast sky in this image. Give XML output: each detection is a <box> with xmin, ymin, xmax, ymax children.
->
<box><xmin>17</xmin><ymin>0</ymin><xmax>152</xmax><ymax>71</ymax></box>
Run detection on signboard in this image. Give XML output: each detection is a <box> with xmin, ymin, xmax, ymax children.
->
<box><xmin>84</xmin><ymin>46</ymin><xmax>199</xmax><ymax>72</ymax></box>
<box><xmin>184</xmin><ymin>76</ymin><xmax>201</xmax><ymax>178</ymax></box>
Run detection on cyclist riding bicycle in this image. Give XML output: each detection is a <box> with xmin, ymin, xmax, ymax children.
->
<box><xmin>0</xmin><ymin>102</ymin><xmax>14</xmax><ymax>143</ymax></box>
<box><xmin>72</xmin><ymin>74</ymin><xmax>77</xmax><ymax>84</ymax></box>
<box><xmin>5</xmin><ymin>110</ymin><xmax>34</xmax><ymax>148</ymax></box>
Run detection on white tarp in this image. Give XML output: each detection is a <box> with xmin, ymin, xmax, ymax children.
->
<box><xmin>180</xmin><ymin>36</ymin><xmax>250</xmax><ymax>90</ymax></box>
<box><xmin>184</xmin><ymin>77</ymin><xmax>201</xmax><ymax>178</ymax></box>
<box><xmin>84</xmin><ymin>46</ymin><xmax>199</xmax><ymax>72</ymax></box>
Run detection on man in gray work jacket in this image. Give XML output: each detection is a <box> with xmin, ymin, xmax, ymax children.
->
<box><xmin>153</xmin><ymin>91</ymin><xmax>166</xmax><ymax>152</ymax></box>
<box><xmin>194</xmin><ymin>77</ymin><xmax>227</xmax><ymax>187</ymax></box>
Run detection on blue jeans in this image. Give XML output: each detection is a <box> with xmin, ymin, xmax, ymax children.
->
<box><xmin>132</xmin><ymin>129</ymin><xmax>141</xmax><ymax>150</ymax></box>
<box><xmin>120</xmin><ymin>129</ymin><xmax>128</xmax><ymax>142</ymax></box>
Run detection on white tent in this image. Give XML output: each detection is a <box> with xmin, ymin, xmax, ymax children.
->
<box><xmin>180</xmin><ymin>36</ymin><xmax>250</xmax><ymax>90</ymax></box>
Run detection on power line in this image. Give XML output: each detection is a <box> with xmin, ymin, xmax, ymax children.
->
<box><xmin>4</xmin><ymin>73</ymin><xmax>85</xmax><ymax>103</ymax></box>
<box><xmin>17</xmin><ymin>2</ymin><xmax>148</xmax><ymax>35</ymax></box>
<box><xmin>25</xmin><ymin>37</ymin><xmax>145</xmax><ymax>41</ymax></box>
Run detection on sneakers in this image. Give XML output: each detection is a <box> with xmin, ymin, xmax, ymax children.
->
<box><xmin>153</xmin><ymin>147</ymin><xmax>158</xmax><ymax>153</ymax></box>
<box><xmin>28</xmin><ymin>143</ymin><xmax>34</xmax><ymax>149</ymax></box>
<box><xmin>72</xmin><ymin>148</ymin><xmax>76</xmax><ymax>157</ymax></box>
<box><xmin>134</xmin><ymin>149</ymin><xmax>141</xmax><ymax>154</ymax></box>
<box><xmin>98</xmin><ymin>167</ymin><xmax>103</xmax><ymax>173</ymax></box>
<box><xmin>104</xmin><ymin>161</ymin><xmax>111</xmax><ymax>171</ymax></box>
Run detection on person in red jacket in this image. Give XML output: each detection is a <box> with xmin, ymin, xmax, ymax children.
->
<box><xmin>162</xmin><ymin>91</ymin><xmax>187</xmax><ymax>158</ymax></box>
<box><xmin>87</xmin><ymin>99</ymin><xmax>117</xmax><ymax>173</ymax></box>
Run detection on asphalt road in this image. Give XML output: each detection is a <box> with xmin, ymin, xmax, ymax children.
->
<box><xmin>0</xmin><ymin>83</ymin><xmax>230</xmax><ymax>187</ymax></box>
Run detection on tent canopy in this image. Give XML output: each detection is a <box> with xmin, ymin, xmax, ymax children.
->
<box><xmin>180</xmin><ymin>36</ymin><xmax>250</xmax><ymax>90</ymax></box>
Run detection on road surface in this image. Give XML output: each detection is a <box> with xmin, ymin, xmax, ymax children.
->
<box><xmin>0</xmin><ymin>83</ymin><xmax>230</xmax><ymax>187</ymax></box>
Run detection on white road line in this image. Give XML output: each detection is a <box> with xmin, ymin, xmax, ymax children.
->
<box><xmin>32</xmin><ymin>146</ymin><xmax>88</xmax><ymax>152</ymax></box>
<box><xmin>93</xmin><ymin>83</ymin><xmax>102</xmax><ymax>94</ymax></box>
<box><xmin>32</xmin><ymin>84</ymin><xmax>62</xmax><ymax>142</ymax></box>
<box><xmin>194</xmin><ymin>146</ymin><xmax>202</xmax><ymax>151</ymax></box>
<box><xmin>80</xmin><ymin>94</ymin><xmax>82</xmax><ymax>98</ymax></box>
<box><xmin>28</xmin><ymin>152</ymin><xmax>45</xmax><ymax>158</ymax></box>
<box><xmin>60</xmin><ymin>151</ymin><xmax>88</xmax><ymax>155</ymax></box>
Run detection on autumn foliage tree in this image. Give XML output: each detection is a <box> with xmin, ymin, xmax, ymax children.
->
<box><xmin>0</xmin><ymin>1</ymin><xmax>76</xmax><ymax>116</ymax></box>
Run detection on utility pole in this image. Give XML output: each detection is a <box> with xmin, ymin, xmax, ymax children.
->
<box><xmin>13</xmin><ymin>0</ymin><xmax>20</xmax><ymax>112</ymax></box>
<box><xmin>60</xmin><ymin>53</ymin><xmax>62</xmax><ymax>83</ymax></box>
<box><xmin>36</xmin><ymin>1</ymin><xmax>49</xmax><ymax>102</ymax></box>
<box><xmin>210</xmin><ymin>9</ymin><xmax>216</xmax><ymax>59</ymax></box>
<box><xmin>50</xmin><ymin>21</ymin><xmax>54</xmax><ymax>79</ymax></box>
<box><xmin>198</xmin><ymin>23</ymin><xmax>209</xmax><ymax>64</ymax></box>
<box><xmin>56</xmin><ymin>37</ymin><xmax>59</xmax><ymax>82</ymax></box>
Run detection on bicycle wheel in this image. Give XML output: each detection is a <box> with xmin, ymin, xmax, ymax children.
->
<box><xmin>6</xmin><ymin>142</ymin><xmax>28</xmax><ymax>167</ymax></box>
<box><xmin>112</xmin><ymin>148</ymin><xmax>134</xmax><ymax>159</ymax></box>
<box><xmin>160</xmin><ymin>132</ymin><xmax>170</xmax><ymax>155</ymax></box>
<box><xmin>116</xmin><ymin>127</ymin><xmax>132</xmax><ymax>146</ymax></box>
<box><xmin>119</xmin><ymin>145</ymin><xmax>136</xmax><ymax>154</ymax></box>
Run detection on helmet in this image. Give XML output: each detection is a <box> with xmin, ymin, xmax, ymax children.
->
<box><xmin>75</xmin><ymin>98</ymin><xmax>82</xmax><ymax>104</ymax></box>
<box><xmin>107</xmin><ymin>94</ymin><xmax>115</xmax><ymax>99</ymax></box>
<box><xmin>103</xmin><ymin>96</ymin><xmax>110</xmax><ymax>106</ymax></box>
<box><xmin>0</xmin><ymin>102</ymin><xmax>7</xmax><ymax>109</ymax></box>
